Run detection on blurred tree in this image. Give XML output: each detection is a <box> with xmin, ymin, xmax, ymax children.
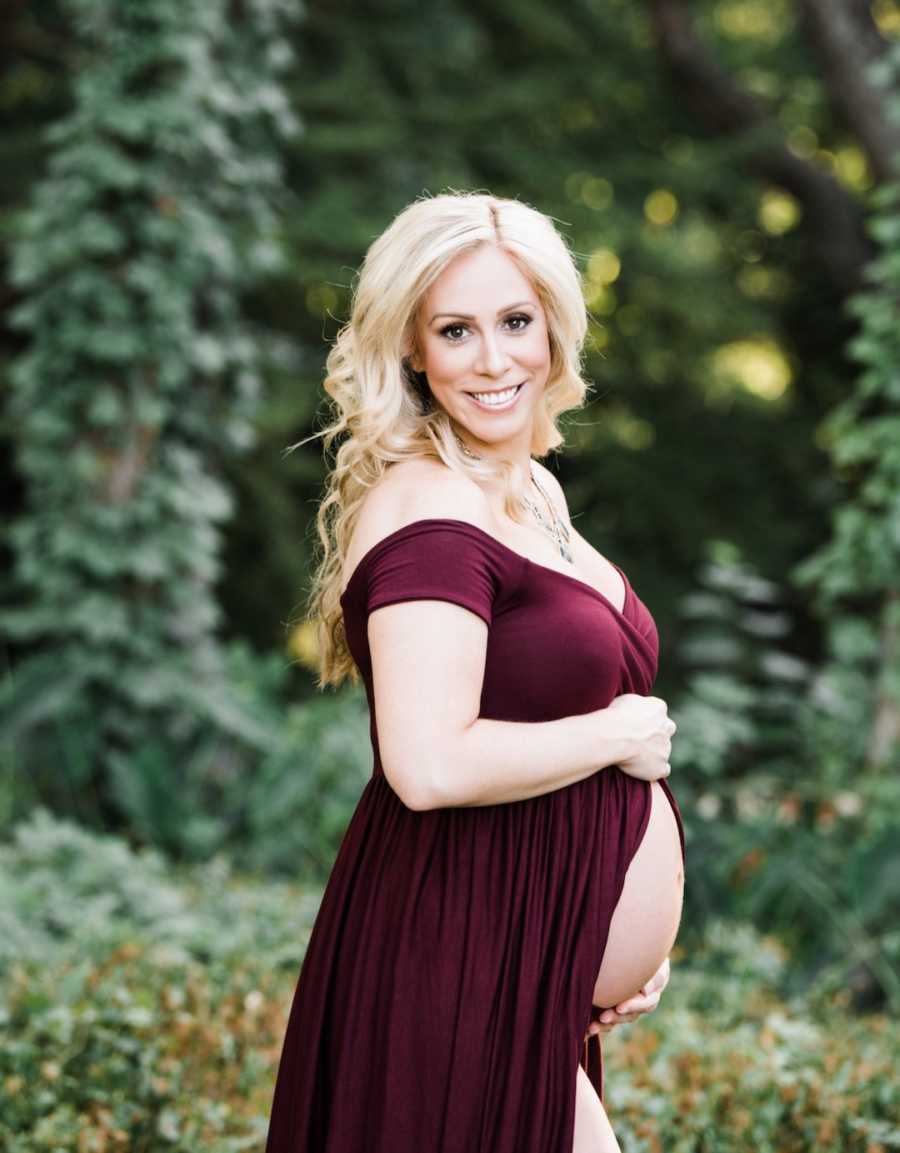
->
<box><xmin>648</xmin><ymin>0</ymin><xmax>880</xmax><ymax>291</ymax></box>
<box><xmin>790</xmin><ymin>33</ymin><xmax>900</xmax><ymax>772</ymax></box>
<box><xmin>658</xmin><ymin>7</ymin><xmax>900</xmax><ymax>1001</ymax></box>
<box><xmin>0</xmin><ymin>0</ymin><xmax>300</xmax><ymax>854</ymax></box>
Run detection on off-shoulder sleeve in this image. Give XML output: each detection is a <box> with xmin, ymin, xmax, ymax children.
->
<box><xmin>365</xmin><ymin>522</ymin><xmax>497</xmax><ymax>626</ymax></box>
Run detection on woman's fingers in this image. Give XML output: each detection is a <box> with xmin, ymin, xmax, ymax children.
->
<box><xmin>620</xmin><ymin>956</ymin><xmax>671</xmax><ymax>1007</ymax></box>
<box><xmin>643</xmin><ymin>956</ymin><xmax>671</xmax><ymax>997</ymax></box>
<box><xmin>613</xmin><ymin>988</ymin><xmax>662</xmax><ymax>1016</ymax></box>
<box><xmin>593</xmin><ymin>996</ymin><xmax>658</xmax><ymax>1027</ymax></box>
<box><xmin>584</xmin><ymin>958</ymin><xmax>672</xmax><ymax>1040</ymax></box>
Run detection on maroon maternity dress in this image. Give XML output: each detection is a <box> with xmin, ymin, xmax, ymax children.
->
<box><xmin>265</xmin><ymin>517</ymin><xmax>685</xmax><ymax>1152</ymax></box>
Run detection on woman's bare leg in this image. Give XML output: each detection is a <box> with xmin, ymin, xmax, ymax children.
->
<box><xmin>573</xmin><ymin>1063</ymin><xmax>621</xmax><ymax>1152</ymax></box>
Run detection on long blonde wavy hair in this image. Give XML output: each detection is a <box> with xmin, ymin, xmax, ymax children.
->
<box><xmin>291</xmin><ymin>190</ymin><xmax>593</xmax><ymax>688</ymax></box>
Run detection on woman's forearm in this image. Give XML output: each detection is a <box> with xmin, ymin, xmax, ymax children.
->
<box><xmin>426</xmin><ymin>706</ymin><xmax>634</xmax><ymax>809</ymax></box>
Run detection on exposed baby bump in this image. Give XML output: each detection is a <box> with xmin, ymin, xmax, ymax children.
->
<box><xmin>591</xmin><ymin>780</ymin><xmax>685</xmax><ymax>1010</ymax></box>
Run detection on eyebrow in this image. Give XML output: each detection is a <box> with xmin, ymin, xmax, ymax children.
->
<box><xmin>428</xmin><ymin>300</ymin><xmax>536</xmax><ymax>323</ymax></box>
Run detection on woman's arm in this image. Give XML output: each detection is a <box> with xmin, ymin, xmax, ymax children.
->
<box><xmin>371</xmin><ymin>594</ymin><xmax>635</xmax><ymax>810</ymax></box>
<box><xmin>438</xmin><ymin>704</ymin><xmax>636</xmax><ymax>809</ymax></box>
<box><xmin>362</xmin><ymin>470</ymin><xmax>637</xmax><ymax>811</ymax></box>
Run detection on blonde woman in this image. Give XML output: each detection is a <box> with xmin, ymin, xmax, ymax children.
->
<box><xmin>265</xmin><ymin>192</ymin><xmax>685</xmax><ymax>1153</ymax></box>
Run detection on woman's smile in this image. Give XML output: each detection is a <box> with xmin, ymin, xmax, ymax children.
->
<box><xmin>465</xmin><ymin>381</ymin><xmax>526</xmax><ymax>412</ymax></box>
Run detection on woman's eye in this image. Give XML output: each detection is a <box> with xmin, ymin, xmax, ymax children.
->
<box><xmin>439</xmin><ymin>314</ymin><xmax>532</xmax><ymax>342</ymax></box>
<box><xmin>507</xmin><ymin>313</ymin><xmax>531</xmax><ymax>331</ymax></box>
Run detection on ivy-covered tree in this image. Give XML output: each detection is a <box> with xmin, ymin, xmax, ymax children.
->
<box><xmin>792</xmin><ymin>37</ymin><xmax>900</xmax><ymax>773</ymax></box>
<box><xmin>0</xmin><ymin>0</ymin><xmax>299</xmax><ymax>855</ymax></box>
<box><xmin>669</xmin><ymin>31</ymin><xmax>900</xmax><ymax>1004</ymax></box>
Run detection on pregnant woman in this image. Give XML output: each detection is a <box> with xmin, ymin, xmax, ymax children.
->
<box><xmin>265</xmin><ymin>192</ymin><xmax>685</xmax><ymax>1153</ymax></box>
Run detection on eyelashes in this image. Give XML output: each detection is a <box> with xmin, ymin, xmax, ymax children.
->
<box><xmin>438</xmin><ymin>314</ymin><xmax>533</xmax><ymax>343</ymax></box>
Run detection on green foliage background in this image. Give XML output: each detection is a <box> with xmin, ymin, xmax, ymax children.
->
<box><xmin>2</xmin><ymin>811</ymin><xmax>897</xmax><ymax>1151</ymax></box>
<box><xmin>1</xmin><ymin>0</ymin><xmax>899</xmax><ymax>1147</ymax></box>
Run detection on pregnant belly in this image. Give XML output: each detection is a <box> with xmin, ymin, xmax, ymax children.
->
<box><xmin>591</xmin><ymin>780</ymin><xmax>685</xmax><ymax>1009</ymax></box>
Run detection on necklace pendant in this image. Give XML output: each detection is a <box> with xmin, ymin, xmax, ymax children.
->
<box><xmin>526</xmin><ymin>469</ymin><xmax>575</xmax><ymax>565</ymax></box>
<box><xmin>454</xmin><ymin>437</ymin><xmax>574</xmax><ymax>564</ymax></box>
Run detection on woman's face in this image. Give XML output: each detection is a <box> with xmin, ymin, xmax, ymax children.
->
<box><xmin>408</xmin><ymin>244</ymin><xmax>551</xmax><ymax>456</ymax></box>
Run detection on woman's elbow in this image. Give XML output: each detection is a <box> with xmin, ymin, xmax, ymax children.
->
<box><xmin>384</xmin><ymin>756</ymin><xmax>450</xmax><ymax>811</ymax></box>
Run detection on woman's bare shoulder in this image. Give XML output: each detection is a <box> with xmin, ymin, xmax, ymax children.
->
<box><xmin>372</xmin><ymin>458</ymin><xmax>492</xmax><ymax>523</ymax></box>
<box><xmin>346</xmin><ymin>459</ymin><xmax>493</xmax><ymax>573</ymax></box>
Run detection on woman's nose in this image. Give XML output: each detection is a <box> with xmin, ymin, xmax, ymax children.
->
<box><xmin>474</xmin><ymin>333</ymin><xmax>511</xmax><ymax>375</ymax></box>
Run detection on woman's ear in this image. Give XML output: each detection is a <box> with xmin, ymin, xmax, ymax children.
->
<box><xmin>401</xmin><ymin>353</ymin><xmax>433</xmax><ymax>412</ymax></box>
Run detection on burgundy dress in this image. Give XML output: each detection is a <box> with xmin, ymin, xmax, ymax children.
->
<box><xmin>265</xmin><ymin>518</ymin><xmax>685</xmax><ymax>1153</ymax></box>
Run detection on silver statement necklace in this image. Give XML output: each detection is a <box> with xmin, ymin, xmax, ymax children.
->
<box><xmin>457</xmin><ymin>439</ymin><xmax>574</xmax><ymax>564</ymax></box>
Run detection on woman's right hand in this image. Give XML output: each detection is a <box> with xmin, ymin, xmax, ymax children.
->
<box><xmin>603</xmin><ymin>693</ymin><xmax>676</xmax><ymax>782</ymax></box>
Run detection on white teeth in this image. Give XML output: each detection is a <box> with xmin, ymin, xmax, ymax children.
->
<box><xmin>470</xmin><ymin>385</ymin><xmax>519</xmax><ymax>406</ymax></box>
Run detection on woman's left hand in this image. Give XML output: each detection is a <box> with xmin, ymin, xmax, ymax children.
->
<box><xmin>583</xmin><ymin>956</ymin><xmax>671</xmax><ymax>1040</ymax></box>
